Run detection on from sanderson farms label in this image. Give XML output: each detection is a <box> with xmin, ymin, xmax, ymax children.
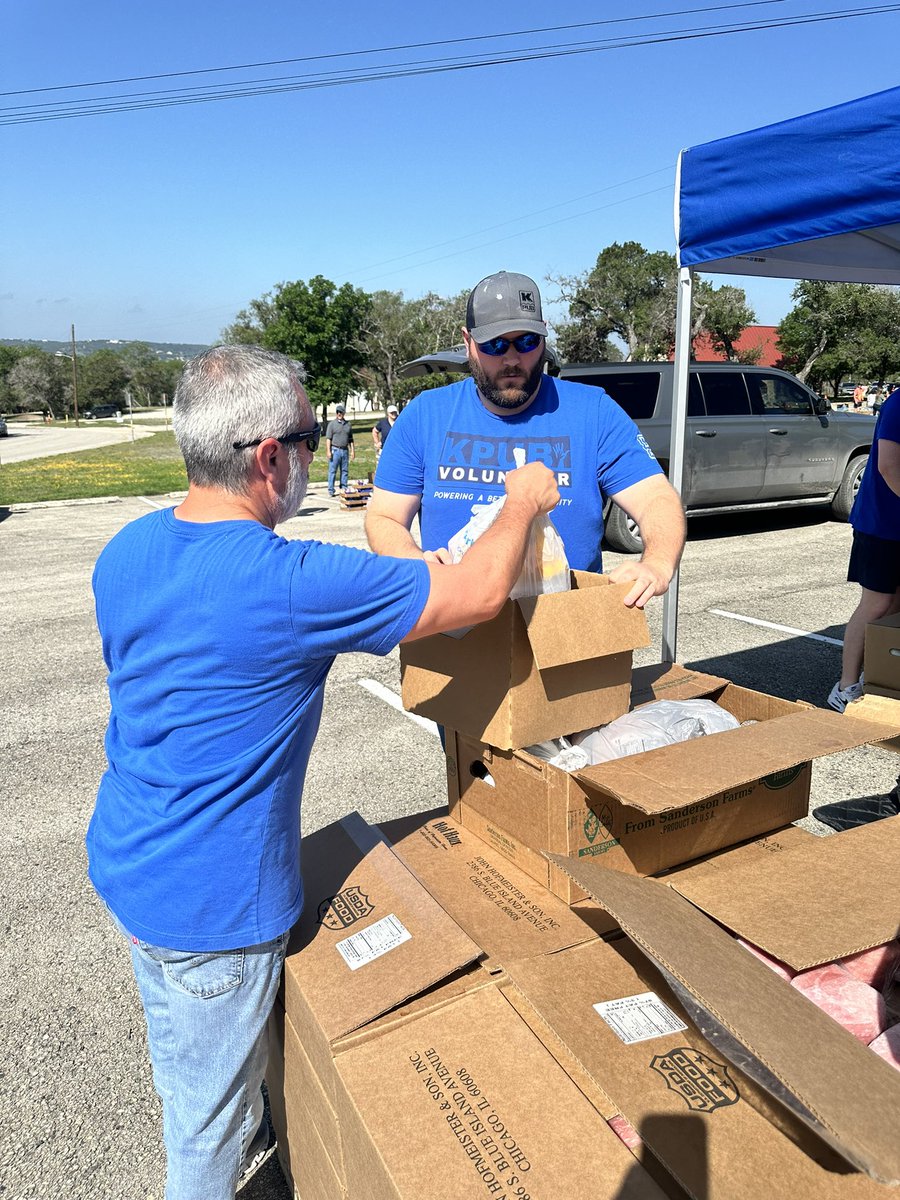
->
<box><xmin>593</xmin><ymin>991</ymin><xmax>688</xmax><ymax>1044</ymax></box>
<box><xmin>335</xmin><ymin>913</ymin><xmax>412</xmax><ymax>971</ymax></box>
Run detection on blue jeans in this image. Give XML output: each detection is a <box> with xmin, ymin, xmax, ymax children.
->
<box><xmin>112</xmin><ymin>915</ymin><xmax>288</xmax><ymax>1200</ymax></box>
<box><xmin>327</xmin><ymin>448</ymin><xmax>349</xmax><ymax>493</ymax></box>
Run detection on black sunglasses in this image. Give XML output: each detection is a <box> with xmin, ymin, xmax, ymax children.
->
<box><xmin>476</xmin><ymin>332</ymin><xmax>544</xmax><ymax>357</ymax></box>
<box><xmin>233</xmin><ymin>423</ymin><xmax>321</xmax><ymax>453</ymax></box>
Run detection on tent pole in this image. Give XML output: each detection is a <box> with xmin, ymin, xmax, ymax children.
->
<box><xmin>662</xmin><ymin>266</ymin><xmax>693</xmax><ymax>664</ymax></box>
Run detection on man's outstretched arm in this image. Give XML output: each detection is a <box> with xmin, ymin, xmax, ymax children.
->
<box><xmin>606</xmin><ymin>474</ymin><xmax>686</xmax><ymax>609</ymax></box>
<box><xmin>365</xmin><ymin>487</ymin><xmax>426</xmax><ymax>559</ymax></box>
<box><xmin>403</xmin><ymin>463</ymin><xmax>560</xmax><ymax>641</ymax></box>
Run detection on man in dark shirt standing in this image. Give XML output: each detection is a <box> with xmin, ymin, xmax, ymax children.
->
<box><xmin>325</xmin><ymin>404</ymin><xmax>354</xmax><ymax>495</ymax></box>
<box><xmin>372</xmin><ymin>404</ymin><xmax>398</xmax><ymax>461</ymax></box>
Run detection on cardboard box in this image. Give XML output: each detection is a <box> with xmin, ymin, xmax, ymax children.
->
<box><xmin>846</xmin><ymin>692</ymin><xmax>900</xmax><ymax>754</ymax></box>
<box><xmin>865</xmin><ymin>612</ymin><xmax>900</xmax><ymax>700</ymax></box>
<box><xmin>447</xmin><ymin>663</ymin><xmax>900</xmax><ymax>902</ymax></box>
<box><xmin>275</xmin><ymin>811</ymin><xmax>670</xmax><ymax>1200</ymax></box>
<box><xmin>495</xmin><ymin>820</ymin><xmax>900</xmax><ymax>1198</ymax></box>
<box><xmin>399</xmin><ymin>572</ymin><xmax>650</xmax><ymax>750</ymax></box>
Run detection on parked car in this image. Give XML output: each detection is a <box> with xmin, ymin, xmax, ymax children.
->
<box><xmin>84</xmin><ymin>404</ymin><xmax>120</xmax><ymax>420</ymax></box>
<box><xmin>559</xmin><ymin>362</ymin><xmax>875</xmax><ymax>550</ymax></box>
<box><xmin>397</xmin><ymin>352</ymin><xmax>876</xmax><ymax>553</ymax></box>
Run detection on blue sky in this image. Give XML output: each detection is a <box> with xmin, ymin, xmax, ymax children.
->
<box><xmin>2</xmin><ymin>1</ymin><xmax>897</xmax><ymax>346</ymax></box>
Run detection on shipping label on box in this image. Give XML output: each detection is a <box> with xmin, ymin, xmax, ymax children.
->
<box><xmin>400</xmin><ymin>572</ymin><xmax>649</xmax><ymax>750</ymax></box>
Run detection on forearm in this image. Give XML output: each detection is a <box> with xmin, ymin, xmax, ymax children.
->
<box><xmin>636</xmin><ymin>490</ymin><xmax>686</xmax><ymax>578</ymax></box>
<box><xmin>452</xmin><ymin>499</ymin><xmax>536</xmax><ymax>621</ymax></box>
<box><xmin>365</xmin><ymin>511</ymin><xmax>425</xmax><ymax>559</ymax></box>
<box><xmin>879</xmin><ymin>465</ymin><xmax>900</xmax><ymax>498</ymax></box>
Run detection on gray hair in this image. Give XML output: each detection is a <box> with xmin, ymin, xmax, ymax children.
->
<box><xmin>173</xmin><ymin>345</ymin><xmax>309</xmax><ymax>492</ymax></box>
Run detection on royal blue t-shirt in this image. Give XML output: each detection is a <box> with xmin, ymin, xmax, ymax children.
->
<box><xmin>88</xmin><ymin>508</ymin><xmax>429</xmax><ymax>951</ymax></box>
<box><xmin>850</xmin><ymin>391</ymin><xmax>900</xmax><ymax>538</ymax></box>
<box><xmin>374</xmin><ymin>376</ymin><xmax>661</xmax><ymax>572</ymax></box>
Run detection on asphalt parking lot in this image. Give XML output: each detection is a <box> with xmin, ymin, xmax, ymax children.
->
<box><xmin>3</xmin><ymin>490</ymin><xmax>898</xmax><ymax>1199</ymax></box>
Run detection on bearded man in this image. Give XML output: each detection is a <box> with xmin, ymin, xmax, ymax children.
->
<box><xmin>366</xmin><ymin>271</ymin><xmax>684</xmax><ymax>609</ymax></box>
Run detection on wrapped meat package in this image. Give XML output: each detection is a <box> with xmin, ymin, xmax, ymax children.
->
<box><xmin>791</xmin><ymin>962</ymin><xmax>888</xmax><ymax>1044</ymax></box>
<box><xmin>868</xmin><ymin>1023</ymin><xmax>900</xmax><ymax>1071</ymax></box>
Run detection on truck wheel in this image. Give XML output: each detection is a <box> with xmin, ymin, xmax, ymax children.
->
<box><xmin>604</xmin><ymin>503</ymin><xmax>644</xmax><ymax>554</ymax></box>
<box><xmin>831</xmin><ymin>454</ymin><xmax>868</xmax><ymax>521</ymax></box>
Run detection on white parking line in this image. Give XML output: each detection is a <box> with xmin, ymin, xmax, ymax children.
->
<box><xmin>137</xmin><ymin>496</ymin><xmax>166</xmax><ymax>510</ymax></box>
<box><xmin>709</xmin><ymin>609</ymin><xmax>843</xmax><ymax>647</ymax></box>
<box><xmin>358</xmin><ymin>678</ymin><xmax>441</xmax><ymax>737</ymax></box>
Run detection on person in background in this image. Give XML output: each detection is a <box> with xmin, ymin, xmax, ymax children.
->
<box><xmin>372</xmin><ymin>403</ymin><xmax>399</xmax><ymax>461</ymax></box>
<box><xmin>828</xmin><ymin>381</ymin><xmax>900</xmax><ymax>712</ymax></box>
<box><xmin>853</xmin><ymin>383</ymin><xmax>867</xmax><ymax>411</ymax></box>
<box><xmin>365</xmin><ymin>270</ymin><xmax>685</xmax><ymax>609</ymax></box>
<box><xmin>87</xmin><ymin>344</ymin><xmax>560</xmax><ymax>1200</ymax></box>
<box><xmin>325</xmin><ymin>403</ymin><xmax>354</xmax><ymax>495</ymax></box>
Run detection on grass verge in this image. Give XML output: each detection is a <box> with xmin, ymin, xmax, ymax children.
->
<box><xmin>0</xmin><ymin>425</ymin><xmax>378</xmax><ymax>505</ymax></box>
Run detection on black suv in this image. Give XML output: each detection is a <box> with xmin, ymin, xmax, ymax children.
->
<box><xmin>85</xmin><ymin>404</ymin><xmax>121</xmax><ymax>420</ymax></box>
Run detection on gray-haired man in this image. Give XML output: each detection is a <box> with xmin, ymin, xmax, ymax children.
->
<box><xmin>86</xmin><ymin>344</ymin><xmax>559</xmax><ymax>1200</ymax></box>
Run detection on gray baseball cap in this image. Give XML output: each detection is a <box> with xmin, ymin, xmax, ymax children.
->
<box><xmin>465</xmin><ymin>271</ymin><xmax>546</xmax><ymax>342</ymax></box>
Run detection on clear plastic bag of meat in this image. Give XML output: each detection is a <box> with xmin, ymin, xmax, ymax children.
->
<box><xmin>571</xmin><ymin>699</ymin><xmax>740</xmax><ymax>765</ymax></box>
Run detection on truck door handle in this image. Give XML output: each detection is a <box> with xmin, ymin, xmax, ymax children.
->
<box><xmin>769</xmin><ymin>428</ymin><xmax>788</xmax><ymax>435</ymax></box>
<box><xmin>694</xmin><ymin>430</ymin><xmax>717</xmax><ymax>438</ymax></box>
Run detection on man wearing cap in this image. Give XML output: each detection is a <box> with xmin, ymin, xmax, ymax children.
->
<box><xmin>325</xmin><ymin>404</ymin><xmax>355</xmax><ymax>495</ymax></box>
<box><xmin>366</xmin><ymin>271</ymin><xmax>685</xmax><ymax>609</ymax></box>
<box><xmin>372</xmin><ymin>404</ymin><xmax>399</xmax><ymax>461</ymax></box>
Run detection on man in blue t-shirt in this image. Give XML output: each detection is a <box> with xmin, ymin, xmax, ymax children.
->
<box><xmin>87</xmin><ymin>345</ymin><xmax>559</xmax><ymax>1200</ymax></box>
<box><xmin>828</xmin><ymin>384</ymin><xmax>900</xmax><ymax>711</ymax></box>
<box><xmin>366</xmin><ymin>270</ymin><xmax>685</xmax><ymax>609</ymax></box>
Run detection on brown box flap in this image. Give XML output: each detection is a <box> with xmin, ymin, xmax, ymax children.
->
<box><xmin>544</xmin><ymin>851</ymin><xmax>900</xmax><ymax>1185</ymax></box>
<box><xmin>846</xmin><ymin>693</ymin><xmax>900</xmax><ymax>752</ymax></box>
<box><xmin>572</xmin><ymin>708</ymin><xmax>900</xmax><ymax>814</ymax></box>
<box><xmin>284</xmin><ymin>813</ymin><xmax>481</xmax><ymax>1042</ymax></box>
<box><xmin>517</xmin><ymin>575</ymin><xmax>650</xmax><ymax>669</ymax></box>
<box><xmin>630</xmin><ymin>662</ymin><xmax>731</xmax><ymax>705</ymax></box>
<box><xmin>670</xmin><ymin>816</ymin><xmax>900</xmax><ymax>968</ymax></box>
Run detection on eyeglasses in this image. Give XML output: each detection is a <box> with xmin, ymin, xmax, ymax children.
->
<box><xmin>476</xmin><ymin>332</ymin><xmax>544</xmax><ymax>357</ymax></box>
<box><xmin>233</xmin><ymin>424</ymin><xmax>321</xmax><ymax>453</ymax></box>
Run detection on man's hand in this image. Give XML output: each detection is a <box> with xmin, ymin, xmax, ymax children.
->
<box><xmin>607</xmin><ymin>558</ymin><xmax>673</xmax><ymax>609</ymax></box>
<box><xmin>423</xmin><ymin>547</ymin><xmax>453</xmax><ymax>564</ymax></box>
<box><xmin>504</xmin><ymin>461</ymin><xmax>560</xmax><ymax>518</ymax></box>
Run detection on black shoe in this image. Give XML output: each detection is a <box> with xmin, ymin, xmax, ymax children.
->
<box><xmin>237</xmin><ymin>1115</ymin><xmax>276</xmax><ymax>1191</ymax></box>
<box><xmin>812</xmin><ymin>792</ymin><xmax>900</xmax><ymax>832</ymax></box>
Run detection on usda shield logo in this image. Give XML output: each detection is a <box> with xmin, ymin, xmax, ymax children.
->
<box><xmin>318</xmin><ymin>886</ymin><xmax>373</xmax><ymax>930</ymax></box>
<box><xmin>651</xmin><ymin>1049</ymin><xmax>739</xmax><ymax>1112</ymax></box>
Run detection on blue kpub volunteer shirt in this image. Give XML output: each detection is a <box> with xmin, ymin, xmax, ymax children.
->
<box><xmin>850</xmin><ymin>391</ymin><xmax>900</xmax><ymax>539</ymax></box>
<box><xmin>88</xmin><ymin>508</ymin><xmax>429</xmax><ymax>951</ymax></box>
<box><xmin>375</xmin><ymin>375</ymin><xmax>662</xmax><ymax>572</ymax></box>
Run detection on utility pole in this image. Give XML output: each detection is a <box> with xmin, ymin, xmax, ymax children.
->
<box><xmin>70</xmin><ymin>324</ymin><xmax>80</xmax><ymax>426</ymax></box>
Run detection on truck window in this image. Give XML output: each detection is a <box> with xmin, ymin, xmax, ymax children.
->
<box><xmin>746</xmin><ymin>373</ymin><xmax>814</xmax><ymax>415</ymax></box>
<box><xmin>566</xmin><ymin>371</ymin><xmax>660</xmax><ymax>420</ymax></box>
<box><xmin>699</xmin><ymin>373</ymin><xmax>752</xmax><ymax>417</ymax></box>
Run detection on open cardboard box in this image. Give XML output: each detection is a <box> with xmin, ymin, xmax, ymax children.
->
<box><xmin>447</xmin><ymin>663</ymin><xmax>900</xmax><ymax>903</ymax></box>
<box><xmin>399</xmin><ymin>572</ymin><xmax>650</xmax><ymax>750</ymax></box>
<box><xmin>272</xmin><ymin>811</ymin><xmax>672</xmax><ymax>1200</ymax></box>
<box><xmin>491</xmin><ymin>818</ymin><xmax>900</xmax><ymax>1199</ymax></box>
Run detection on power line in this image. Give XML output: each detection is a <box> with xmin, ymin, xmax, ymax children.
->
<box><xmin>0</xmin><ymin>2</ymin><xmax>787</xmax><ymax>97</ymax></box>
<box><xmin>1</xmin><ymin>4</ymin><xmax>897</xmax><ymax>126</ymax></box>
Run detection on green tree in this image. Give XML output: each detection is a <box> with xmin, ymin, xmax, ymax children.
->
<box><xmin>693</xmin><ymin>281</ymin><xmax>757</xmax><ymax>362</ymax></box>
<box><xmin>0</xmin><ymin>345</ymin><xmax>26</xmax><ymax>410</ymax></box>
<box><xmin>7</xmin><ymin>350</ymin><xmax>69</xmax><ymax>416</ymax></box>
<box><xmin>224</xmin><ymin>276</ymin><xmax>371</xmax><ymax>420</ymax></box>
<box><xmin>777</xmin><ymin>282</ymin><xmax>874</xmax><ymax>383</ymax></box>
<box><xmin>553</xmin><ymin>320</ymin><xmax>622</xmax><ymax>364</ymax></box>
<box><xmin>80</xmin><ymin>348</ymin><xmax>130</xmax><ymax>410</ymax></box>
<box><xmin>553</xmin><ymin>241</ymin><xmax>677</xmax><ymax>360</ymax></box>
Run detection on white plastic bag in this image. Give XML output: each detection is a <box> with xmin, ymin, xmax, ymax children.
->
<box><xmin>571</xmin><ymin>700</ymin><xmax>740</xmax><ymax>765</ymax></box>
<box><xmin>446</xmin><ymin>448</ymin><xmax>570</xmax><ymax>600</ymax></box>
<box><xmin>524</xmin><ymin>737</ymin><xmax>591</xmax><ymax>772</ymax></box>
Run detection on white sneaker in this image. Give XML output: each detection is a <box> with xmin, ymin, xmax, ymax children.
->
<box><xmin>827</xmin><ymin>679</ymin><xmax>864</xmax><ymax>713</ymax></box>
<box><xmin>237</xmin><ymin>1116</ymin><xmax>276</xmax><ymax>1191</ymax></box>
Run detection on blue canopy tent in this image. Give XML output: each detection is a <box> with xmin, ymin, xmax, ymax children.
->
<box><xmin>663</xmin><ymin>85</ymin><xmax>900</xmax><ymax>661</ymax></box>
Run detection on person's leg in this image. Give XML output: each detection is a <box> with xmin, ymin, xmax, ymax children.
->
<box><xmin>340</xmin><ymin>449</ymin><xmax>350</xmax><ymax>489</ymax></box>
<box><xmin>121</xmin><ymin>925</ymin><xmax>288</xmax><ymax>1200</ymax></box>
<box><xmin>327</xmin><ymin>454</ymin><xmax>337</xmax><ymax>496</ymax></box>
<box><xmin>839</xmin><ymin>587</ymin><xmax>899</xmax><ymax>688</ymax></box>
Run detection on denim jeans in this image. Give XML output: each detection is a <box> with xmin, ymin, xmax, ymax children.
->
<box><xmin>112</xmin><ymin>916</ymin><xmax>288</xmax><ymax>1200</ymax></box>
<box><xmin>327</xmin><ymin>447</ymin><xmax>349</xmax><ymax>493</ymax></box>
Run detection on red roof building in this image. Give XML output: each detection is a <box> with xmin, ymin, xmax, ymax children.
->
<box><xmin>681</xmin><ymin>325</ymin><xmax>781</xmax><ymax>366</ymax></box>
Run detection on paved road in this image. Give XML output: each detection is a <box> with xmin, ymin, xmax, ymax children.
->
<box><xmin>3</xmin><ymin>494</ymin><xmax>897</xmax><ymax>1199</ymax></box>
<box><xmin>0</xmin><ymin>420</ymin><xmax>157</xmax><ymax>463</ymax></box>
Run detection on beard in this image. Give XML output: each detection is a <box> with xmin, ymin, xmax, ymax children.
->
<box><xmin>273</xmin><ymin>446</ymin><xmax>308</xmax><ymax>525</ymax></box>
<box><xmin>470</xmin><ymin>353</ymin><xmax>545</xmax><ymax>411</ymax></box>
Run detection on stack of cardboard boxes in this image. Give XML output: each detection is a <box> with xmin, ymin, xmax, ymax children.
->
<box><xmin>273</xmin><ymin>576</ymin><xmax>900</xmax><ymax>1199</ymax></box>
